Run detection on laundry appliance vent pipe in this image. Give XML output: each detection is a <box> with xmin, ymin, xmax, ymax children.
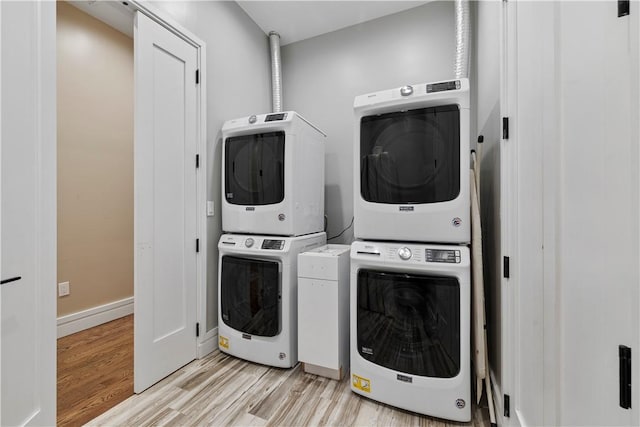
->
<box><xmin>269</xmin><ymin>31</ymin><xmax>283</xmax><ymax>113</ymax></box>
<box><xmin>454</xmin><ymin>0</ymin><xmax>471</xmax><ymax>79</ymax></box>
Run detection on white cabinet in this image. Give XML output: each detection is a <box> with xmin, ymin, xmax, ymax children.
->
<box><xmin>298</xmin><ymin>245</ymin><xmax>350</xmax><ymax>380</ymax></box>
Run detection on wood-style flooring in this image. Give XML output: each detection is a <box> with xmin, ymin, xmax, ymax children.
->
<box><xmin>88</xmin><ymin>349</ymin><xmax>490</xmax><ymax>426</ymax></box>
<box><xmin>57</xmin><ymin>314</ymin><xmax>134</xmax><ymax>427</ymax></box>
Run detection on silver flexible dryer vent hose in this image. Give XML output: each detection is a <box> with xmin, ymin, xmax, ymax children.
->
<box><xmin>454</xmin><ymin>0</ymin><xmax>470</xmax><ymax>79</ymax></box>
<box><xmin>269</xmin><ymin>31</ymin><xmax>283</xmax><ymax>113</ymax></box>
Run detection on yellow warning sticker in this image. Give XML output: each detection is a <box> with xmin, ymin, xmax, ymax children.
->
<box><xmin>352</xmin><ymin>374</ymin><xmax>371</xmax><ymax>393</ymax></box>
<box><xmin>219</xmin><ymin>335</ymin><xmax>229</xmax><ymax>349</ymax></box>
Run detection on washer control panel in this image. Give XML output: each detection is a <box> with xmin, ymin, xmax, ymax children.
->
<box><xmin>261</xmin><ymin>239</ymin><xmax>285</xmax><ymax>250</ymax></box>
<box><xmin>219</xmin><ymin>235</ymin><xmax>290</xmax><ymax>252</ymax></box>
<box><xmin>425</xmin><ymin>248</ymin><xmax>461</xmax><ymax>264</ymax></box>
<box><xmin>353</xmin><ymin>241</ymin><xmax>467</xmax><ymax>265</ymax></box>
<box><xmin>397</xmin><ymin>247</ymin><xmax>412</xmax><ymax>260</ymax></box>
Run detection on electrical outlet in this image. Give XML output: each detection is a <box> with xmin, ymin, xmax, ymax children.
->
<box><xmin>58</xmin><ymin>281</ymin><xmax>70</xmax><ymax>297</ymax></box>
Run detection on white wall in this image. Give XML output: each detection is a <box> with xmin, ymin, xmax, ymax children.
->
<box><xmin>151</xmin><ymin>1</ymin><xmax>272</xmax><ymax>332</ymax></box>
<box><xmin>281</xmin><ymin>2</ymin><xmax>456</xmax><ymax>243</ymax></box>
<box><xmin>57</xmin><ymin>2</ymin><xmax>134</xmax><ymax>317</ymax></box>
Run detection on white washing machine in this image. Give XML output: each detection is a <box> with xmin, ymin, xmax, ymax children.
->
<box><xmin>221</xmin><ymin>111</ymin><xmax>325</xmax><ymax>237</ymax></box>
<box><xmin>217</xmin><ymin>232</ymin><xmax>326</xmax><ymax>368</ymax></box>
<box><xmin>350</xmin><ymin>240</ymin><xmax>471</xmax><ymax>422</ymax></box>
<box><xmin>353</xmin><ymin>79</ymin><xmax>470</xmax><ymax>244</ymax></box>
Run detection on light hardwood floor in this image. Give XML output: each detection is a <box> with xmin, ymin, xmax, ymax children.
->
<box><xmin>57</xmin><ymin>315</ymin><xmax>134</xmax><ymax>427</ymax></box>
<box><xmin>88</xmin><ymin>349</ymin><xmax>490</xmax><ymax>426</ymax></box>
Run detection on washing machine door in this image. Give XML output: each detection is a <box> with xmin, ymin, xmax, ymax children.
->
<box><xmin>360</xmin><ymin>105</ymin><xmax>460</xmax><ymax>204</ymax></box>
<box><xmin>356</xmin><ymin>269</ymin><xmax>460</xmax><ymax>378</ymax></box>
<box><xmin>225</xmin><ymin>131</ymin><xmax>285</xmax><ymax>206</ymax></box>
<box><xmin>220</xmin><ymin>255</ymin><xmax>281</xmax><ymax>337</ymax></box>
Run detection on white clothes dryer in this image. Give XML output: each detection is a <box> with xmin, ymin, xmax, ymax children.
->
<box><xmin>353</xmin><ymin>79</ymin><xmax>470</xmax><ymax>243</ymax></box>
<box><xmin>221</xmin><ymin>111</ymin><xmax>325</xmax><ymax>237</ymax></box>
<box><xmin>218</xmin><ymin>232</ymin><xmax>326</xmax><ymax>368</ymax></box>
<box><xmin>350</xmin><ymin>240</ymin><xmax>471</xmax><ymax>422</ymax></box>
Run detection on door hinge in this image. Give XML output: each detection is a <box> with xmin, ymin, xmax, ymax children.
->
<box><xmin>504</xmin><ymin>394</ymin><xmax>511</xmax><ymax>417</ymax></box>
<box><xmin>502</xmin><ymin>117</ymin><xmax>509</xmax><ymax>140</ymax></box>
<box><xmin>196</xmin><ymin>154</ymin><xmax>200</xmax><ymax>169</ymax></box>
<box><xmin>618</xmin><ymin>0</ymin><xmax>630</xmax><ymax>17</ymax></box>
<box><xmin>503</xmin><ymin>256</ymin><xmax>510</xmax><ymax>278</ymax></box>
<box><xmin>620</xmin><ymin>345</ymin><xmax>632</xmax><ymax>409</ymax></box>
<box><xmin>196</xmin><ymin>238</ymin><xmax>200</xmax><ymax>253</ymax></box>
<box><xmin>196</xmin><ymin>69</ymin><xmax>200</xmax><ymax>84</ymax></box>
<box><xmin>196</xmin><ymin>322</ymin><xmax>200</xmax><ymax>337</ymax></box>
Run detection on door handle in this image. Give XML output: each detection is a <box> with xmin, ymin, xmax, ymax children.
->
<box><xmin>0</xmin><ymin>276</ymin><xmax>21</xmax><ymax>285</ymax></box>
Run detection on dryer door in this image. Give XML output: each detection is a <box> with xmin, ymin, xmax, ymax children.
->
<box><xmin>225</xmin><ymin>131</ymin><xmax>285</xmax><ymax>206</ymax></box>
<box><xmin>360</xmin><ymin>105</ymin><xmax>460</xmax><ymax>204</ymax></box>
<box><xmin>356</xmin><ymin>269</ymin><xmax>460</xmax><ymax>378</ymax></box>
<box><xmin>220</xmin><ymin>255</ymin><xmax>281</xmax><ymax>337</ymax></box>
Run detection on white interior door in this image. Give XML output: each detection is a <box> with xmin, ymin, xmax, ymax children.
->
<box><xmin>556</xmin><ymin>2</ymin><xmax>637</xmax><ymax>424</ymax></box>
<box><xmin>505</xmin><ymin>1</ymin><xmax>639</xmax><ymax>426</ymax></box>
<box><xmin>0</xmin><ymin>1</ymin><xmax>56</xmax><ymax>425</ymax></box>
<box><xmin>134</xmin><ymin>11</ymin><xmax>199</xmax><ymax>393</ymax></box>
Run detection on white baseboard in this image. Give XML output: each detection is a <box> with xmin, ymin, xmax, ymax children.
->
<box><xmin>198</xmin><ymin>327</ymin><xmax>218</xmax><ymax>359</ymax></box>
<box><xmin>490</xmin><ymin>368</ymin><xmax>504</xmax><ymax>427</ymax></box>
<box><xmin>57</xmin><ymin>296</ymin><xmax>134</xmax><ymax>338</ymax></box>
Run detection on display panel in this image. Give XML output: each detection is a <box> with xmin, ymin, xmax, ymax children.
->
<box><xmin>357</xmin><ymin>269</ymin><xmax>460</xmax><ymax>377</ymax></box>
<box><xmin>360</xmin><ymin>105</ymin><xmax>460</xmax><ymax>204</ymax></box>
<box><xmin>225</xmin><ymin>131</ymin><xmax>285</xmax><ymax>205</ymax></box>
<box><xmin>221</xmin><ymin>256</ymin><xmax>280</xmax><ymax>337</ymax></box>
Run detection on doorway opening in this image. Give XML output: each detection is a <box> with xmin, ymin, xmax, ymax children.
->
<box><xmin>56</xmin><ymin>2</ymin><xmax>134</xmax><ymax>424</ymax></box>
<box><xmin>55</xmin><ymin>1</ymin><xmax>206</xmax><ymax>424</ymax></box>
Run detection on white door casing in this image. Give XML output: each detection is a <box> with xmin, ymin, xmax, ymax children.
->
<box><xmin>502</xmin><ymin>1</ymin><xmax>552</xmax><ymax>426</ymax></box>
<box><xmin>134</xmin><ymin>10</ymin><xmax>199</xmax><ymax>393</ymax></box>
<box><xmin>0</xmin><ymin>1</ymin><xmax>57</xmax><ymax>425</ymax></box>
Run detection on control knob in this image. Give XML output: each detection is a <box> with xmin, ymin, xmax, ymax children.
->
<box><xmin>397</xmin><ymin>247</ymin><xmax>412</xmax><ymax>260</ymax></box>
<box><xmin>245</xmin><ymin>238</ymin><xmax>254</xmax><ymax>248</ymax></box>
<box><xmin>400</xmin><ymin>85</ymin><xmax>413</xmax><ymax>96</ymax></box>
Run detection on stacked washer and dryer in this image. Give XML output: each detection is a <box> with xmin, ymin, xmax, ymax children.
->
<box><xmin>350</xmin><ymin>79</ymin><xmax>472</xmax><ymax>421</ymax></box>
<box><xmin>217</xmin><ymin>111</ymin><xmax>326</xmax><ymax>368</ymax></box>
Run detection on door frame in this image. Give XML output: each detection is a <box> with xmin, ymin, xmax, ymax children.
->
<box><xmin>127</xmin><ymin>1</ymin><xmax>212</xmax><ymax>359</ymax></box>
<box><xmin>53</xmin><ymin>0</ymin><xmax>211</xmax><ymax>383</ymax></box>
<box><xmin>500</xmin><ymin>0</ymin><xmax>558</xmax><ymax>426</ymax></box>
<box><xmin>1</xmin><ymin>1</ymin><xmax>57</xmax><ymax>424</ymax></box>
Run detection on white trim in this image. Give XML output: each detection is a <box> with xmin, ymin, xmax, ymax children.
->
<box><xmin>194</xmin><ymin>19</ymin><xmax>208</xmax><ymax>362</ymax></box>
<box><xmin>129</xmin><ymin>1</ymin><xmax>202</xmax><ymax>48</ymax></box>
<box><xmin>40</xmin><ymin>2</ymin><xmax>58</xmax><ymax>423</ymax></box>
<box><xmin>499</xmin><ymin>1</ymin><xmax>517</xmax><ymax>426</ymax></box>
<box><xmin>57</xmin><ymin>297</ymin><xmax>134</xmax><ymax>338</ymax></box>
<box><xmin>197</xmin><ymin>327</ymin><xmax>218</xmax><ymax>359</ymax></box>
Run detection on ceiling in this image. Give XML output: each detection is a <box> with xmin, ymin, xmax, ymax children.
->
<box><xmin>237</xmin><ymin>1</ymin><xmax>429</xmax><ymax>45</ymax></box>
<box><xmin>68</xmin><ymin>1</ymin><xmax>429</xmax><ymax>45</ymax></box>
<box><xmin>69</xmin><ymin>0</ymin><xmax>134</xmax><ymax>37</ymax></box>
